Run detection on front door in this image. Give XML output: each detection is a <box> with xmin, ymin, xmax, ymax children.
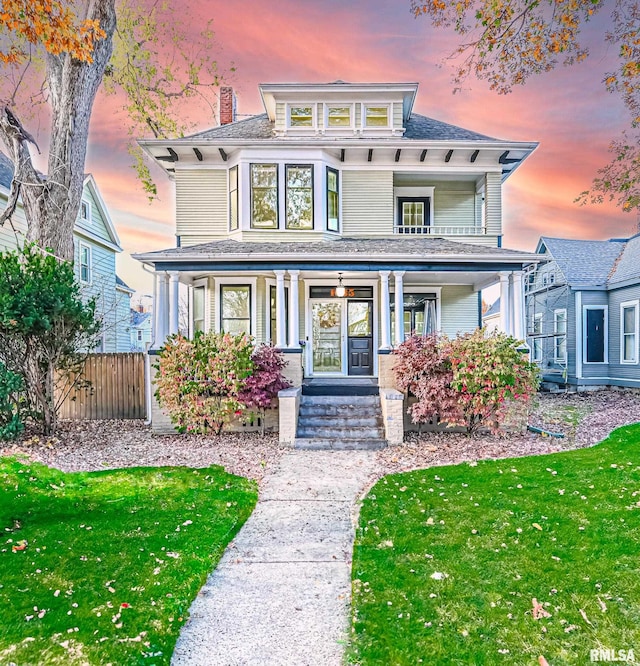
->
<box><xmin>311</xmin><ymin>300</ymin><xmax>343</xmax><ymax>374</ymax></box>
<box><xmin>347</xmin><ymin>301</ymin><xmax>373</xmax><ymax>376</ymax></box>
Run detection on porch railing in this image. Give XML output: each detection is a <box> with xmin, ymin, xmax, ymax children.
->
<box><xmin>393</xmin><ymin>225</ymin><xmax>487</xmax><ymax>235</ymax></box>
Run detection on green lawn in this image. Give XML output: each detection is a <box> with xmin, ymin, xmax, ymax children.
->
<box><xmin>350</xmin><ymin>424</ymin><xmax>640</xmax><ymax>666</ymax></box>
<box><xmin>0</xmin><ymin>458</ymin><xmax>257</xmax><ymax>665</ymax></box>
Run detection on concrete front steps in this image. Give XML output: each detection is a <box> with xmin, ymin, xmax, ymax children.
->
<box><xmin>294</xmin><ymin>394</ymin><xmax>387</xmax><ymax>450</ymax></box>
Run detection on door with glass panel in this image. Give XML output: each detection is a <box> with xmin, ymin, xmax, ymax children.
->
<box><xmin>347</xmin><ymin>301</ymin><xmax>373</xmax><ymax>375</ymax></box>
<box><xmin>311</xmin><ymin>301</ymin><xmax>343</xmax><ymax>374</ymax></box>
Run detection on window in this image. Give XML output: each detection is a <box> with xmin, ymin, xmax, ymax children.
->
<box><xmin>269</xmin><ymin>285</ymin><xmax>289</xmax><ymax>345</ymax></box>
<box><xmin>327</xmin><ymin>106</ymin><xmax>351</xmax><ymax>127</ymax></box>
<box><xmin>584</xmin><ymin>306</ymin><xmax>607</xmax><ymax>364</ymax></box>
<box><xmin>532</xmin><ymin>313</ymin><xmax>543</xmax><ymax>362</ymax></box>
<box><xmin>220</xmin><ymin>285</ymin><xmax>251</xmax><ymax>336</ymax></box>
<box><xmin>621</xmin><ymin>301</ymin><xmax>638</xmax><ymax>363</ymax></box>
<box><xmin>390</xmin><ymin>293</ymin><xmax>437</xmax><ymax>344</ymax></box>
<box><xmin>364</xmin><ymin>105</ymin><xmax>389</xmax><ymax>127</ymax></box>
<box><xmin>229</xmin><ymin>166</ymin><xmax>238</xmax><ymax>231</ymax></box>
<box><xmin>251</xmin><ymin>164</ymin><xmax>278</xmax><ymax>229</ymax></box>
<box><xmin>397</xmin><ymin>197</ymin><xmax>430</xmax><ymax>234</ymax></box>
<box><xmin>80</xmin><ymin>199</ymin><xmax>91</xmax><ymax>223</ymax></box>
<box><xmin>554</xmin><ymin>309</ymin><xmax>567</xmax><ymax>363</ymax></box>
<box><xmin>285</xmin><ymin>165</ymin><xmax>313</xmax><ymax>229</ymax></box>
<box><xmin>79</xmin><ymin>244</ymin><xmax>91</xmax><ymax>284</ymax></box>
<box><xmin>326</xmin><ymin>168</ymin><xmax>339</xmax><ymax>232</ymax></box>
<box><xmin>289</xmin><ymin>106</ymin><xmax>313</xmax><ymax>127</ymax></box>
<box><xmin>193</xmin><ymin>285</ymin><xmax>206</xmax><ymax>334</ymax></box>
<box><xmin>137</xmin><ymin>330</ymin><xmax>143</xmax><ymax>342</ymax></box>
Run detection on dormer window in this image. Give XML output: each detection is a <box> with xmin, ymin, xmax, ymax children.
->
<box><xmin>364</xmin><ymin>105</ymin><xmax>389</xmax><ymax>128</ymax></box>
<box><xmin>289</xmin><ymin>106</ymin><xmax>314</xmax><ymax>127</ymax></box>
<box><xmin>327</xmin><ymin>106</ymin><xmax>351</xmax><ymax>127</ymax></box>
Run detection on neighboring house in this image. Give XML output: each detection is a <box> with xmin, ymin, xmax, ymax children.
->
<box><xmin>525</xmin><ymin>235</ymin><xmax>640</xmax><ymax>389</ymax></box>
<box><xmin>0</xmin><ymin>153</ymin><xmax>132</xmax><ymax>352</ymax></box>
<box><xmin>130</xmin><ymin>308</ymin><xmax>153</xmax><ymax>351</ymax></box>
<box><xmin>482</xmin><ymin>298</ymin><xmax>501</xmax><ymax>332</ymax></box>
<box><xmin>134</xmin><ymin>81</ymin><xmax>539</xmax><ymax>433</ymax></box>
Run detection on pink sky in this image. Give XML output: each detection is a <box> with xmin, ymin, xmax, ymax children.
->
<box><xmin>78</xmin><ymin>1</ymin><xmax>632</xmax><ymax>293</ymax></box>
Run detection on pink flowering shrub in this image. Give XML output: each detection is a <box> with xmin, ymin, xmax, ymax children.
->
<box><xmin>156</xmin><ymin>332</ymin><xmax>255</xmax><ymax>435</ymax></box>
<box><xmin>239</xmin><ymin>344</ymin><xmax>291</xmax><ymax>434</ymax></box>
<box><xmin>394</xmin><ymin>329</ymin><xmax>539</xmax><ymax>434</ymax></box>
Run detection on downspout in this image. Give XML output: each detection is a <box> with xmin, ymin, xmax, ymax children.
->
<box><xmin>575</xmin><ymin>290</ymin><xmax>582</xmax><ymax>382</ymax></box>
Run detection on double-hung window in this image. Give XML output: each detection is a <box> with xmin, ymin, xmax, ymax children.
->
<box><xmin>621</xmin><ymin>301</ymin><xmax>638</xmax><ymax>363</ymax></box>
<box><xmin>285</xmin><ymin>165</ymin><xmax>313</xmax><ymax>229</ymax></box>
<box><xmin>554</xmin><ymin>309</ymin><xmax>567</xmax><ymax>363</ymax></box>
<box><xmin>289</xmin><ymin>106</ymin><xmax>313</xmax><ymax>127</ymax></box>
<box><xmin>79</xmin><ymin>244</ymin><xmax>92</xmax><ymax>284</ymax></box>
<box><xmin>364</xmin><ymin>105</ymin><xmax>389</xmax><ymax>127</ymax></box>
<box><xmin>229</xmin><ymin>166</ymin><xmax>239</xmax><ymax>231</ymax></box>
<box><xmin>220</xmin><ymin>285</ymin><xmax>251</xmax><ymax>336</ymax></box>
<box><xmin>269</xmin><ymin>285</ymin><xmax>289</xmax><ymax>345</ymax></box>
<box><xmin>327</xmin><ymin>106</ymin><xmax>351</xmax><ymax>127</ymax></box>
<box><xmin>326</xmin><ymin>168</ymin><xmax>339</xmax><ymax>232</ymax></box>
<box><xmin>192</xmin><ymin>285</ymin><xmax>206</xmax><ymax>334</ymax></box>
<box><xmin>80</xmin><ymin>199</ymin><xmax>91</xmax><ymax>224</ymax></box>
<box><xmin>532</xmin><ymin>313</ymin><xmax>543</xmax><ymax>362</ymax></box>
<box><xmin>251</xmin><ymin>164</ymin><xmax>278</xmax><ymax>229</ymax></box>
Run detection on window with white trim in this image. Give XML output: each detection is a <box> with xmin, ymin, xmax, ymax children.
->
<box><xmin>532</xmin><ymin>313</ymin><xmax>543</xmax><ymax>362</ymax></box>
<box><xmin>289</xmin><ymin>106</ymin><xmax>314</xmax><ymax>127</ymax></box>
<box><xmin>326</xmin><ymin>167</ymin><xmax>339</xmax><ymax>232</ymax></box>
<box><xmin>80</xmin><ymin>199</ymin><xmax>91</xmax><ymax>224</ymax></box>
<box><xmin>220</xmin><ymin>285</ymin><xmax>251</xmax><ymax>336</ymax></box>
<box><xmin>326</xmin><ymin>106</ymin><xmax>351</xmax><ymax>127</ymax></box>
<box><xmin>285</xmin><ymin>165</ymin><xmax>313</xmax><ymax>230</ymax></box>
<box><xmin>621</xmin><ymin>301</ymin><xmax>638</xmax><ymax>363</ymax></box>
<box><xmin>229</xmin><ymin>165</ymin><xmax>238</xmax><ymax>231</ymax></box>
<box><xmin>79</xmin><ymin>244</ymin><xmax>92</xmax><ymax>284</ymax></box>
<box><xmin>269</xmin><ymin>285</ymin><xmax>289</xmax><ymax>345</ymax></box>
<box><xmin>192</xmin><ymin>285</ymin><xmax>206</xmax><ymax>334</ymax></box>
<box><xmin>364</xmin><ymin>105</ymin><xmax>389</xmax><ymax>127</ymax></box>
<box><xmin>553</xmin><ymin>309</ymin><xmax>567</xmax><ymax>363</ymax></box>
<box><xmin>250</xmin><ymin>164</ymin><xmax>278</xmax><ymax>229</ymax></box>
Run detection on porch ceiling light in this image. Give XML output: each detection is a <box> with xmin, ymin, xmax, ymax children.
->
<box><xmin>335</xmin><ymin>272</ymin><xmax>346</xmax><ymax>298</ymax></box>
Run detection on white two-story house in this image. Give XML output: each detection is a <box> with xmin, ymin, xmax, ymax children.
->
<box><xmin>135</xmin><ymin>81</ymin><xmax>538</xmax><ymax>437</ymax></box>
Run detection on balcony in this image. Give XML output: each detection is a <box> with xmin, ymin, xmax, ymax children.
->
<box><xmin>393</xmin><ymin>225</ymin><xmax>487</xmax><ymax>236</ymax></box>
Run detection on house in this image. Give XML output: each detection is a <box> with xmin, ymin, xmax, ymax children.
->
<box><xmin>0</xmin><ymin>153</ymin><xmax>133</xmax><ymax>352</ymax></box>
<box><xmin>525</xmin><ymin>235</ymin><xmax>640</xmax><ymax>389</ymax></box>
<box><xmin>482</xmin><ymin>297</ymin><xmax>502</xmax><ymax>332</ymax></box>
<box><xmin>134</xmin><ymin>81</ymin><xmax>539</xmax><ymax>439</ymax></box>
<box><xmin>130</xmin><ymin>308</ymin><xmax>153</xmax><ymax>351</ymax></box>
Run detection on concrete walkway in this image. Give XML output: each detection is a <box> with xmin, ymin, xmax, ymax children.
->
<box><xmin>171</xmin><ymin>450</ymin><xmax>379</xmax><ymax>666</ymax></box>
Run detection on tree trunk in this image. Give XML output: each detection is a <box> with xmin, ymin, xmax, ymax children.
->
<box><xmin>0</xmin><ymin>1</ymin><xmax>117</xmax><ymax>261</ymax></box>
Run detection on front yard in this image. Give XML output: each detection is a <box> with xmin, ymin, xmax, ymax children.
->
<box><xmin>0</xmin><ymin>459</ymin><xmax>257</xmax><ymax>665</ymax></box>
<box><xmin>350</xmin><ymin>423</ymin><xmax>640</xmax><ymax>665</ymax></box>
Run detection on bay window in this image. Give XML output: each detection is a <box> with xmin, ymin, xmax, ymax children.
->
<box><xmin>229</xmin><ymin>165</ymin><xmax>238</xmax><ymax>231</ymax></box>
<box><xmin>285</xmin><ymin>165</ymin><xmax>313</xmax><ymax>229</ymax></box>
<box><xmin>251</xmin><ymin>164</ymin><xmax>278</xmax><ymax>229</ymax></box>
<box><xmin>326</xmin><ymin>167</ymin><xmax>339</xmax><ymax>232</ymax></box>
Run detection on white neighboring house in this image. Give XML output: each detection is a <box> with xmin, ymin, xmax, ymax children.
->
<box><xmin>482</xmin><ymin>298</ymin><xmax>502</xmax><ymax>332</ymax></box>
<box><xmin>0</xmin><ymin>153</ymin><xmax>133</xmax><ymax>352</ymax></box>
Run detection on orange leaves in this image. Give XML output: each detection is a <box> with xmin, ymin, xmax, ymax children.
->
<box><xmin>0</xmin><ymin>0</ymin><xmax>106</xmax><ymax>65</ymax></box>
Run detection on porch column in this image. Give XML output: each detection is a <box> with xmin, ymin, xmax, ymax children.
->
<box><xmin>288</xmin><ymin>270</ymin><xmax>300</xmax><ymax>348</ymax></box>
<box><xmin>512</xmin><ymin>271</ymin><xmax>524</xmax><ymax>340</ymax></box>
<box><xmin>169</xmin><ymin>271</ymin><xmax>180</xmax><ymax>336</ymax></box>
<box><xmin>275</xmin><ymin>270</ymin><xmax>287</xmax><ymax>348</ymax></box>
<box><xmin>154</xmin><ymin>271</ymin><xmax>169</xmax><ymax>348</ymax></box>
<box><xmin>379</xmin><ymin>270</ymin><xmax>391</xmax><ymax>349</ymax></box>
<box><xmin>508</xmin><ymin>273</ymin><xmax>515</xmax><ymax>336</ymax></box>
<box><xmin>394</xmin><ymin>270</ymin><xmax>405</xmax><ymax>346</ymax></box>
<box><xmin>499</xmin><ymin>272</ymin><xmax>510</xmax><ymax>334</ymax></box>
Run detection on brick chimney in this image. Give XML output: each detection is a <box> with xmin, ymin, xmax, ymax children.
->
<box><xmin>220</xmin><ymin>86</ymin><xmax>236</xmax><ymax>125</ymax></box>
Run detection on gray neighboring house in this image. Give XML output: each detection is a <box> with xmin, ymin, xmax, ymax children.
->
<box><xmin>525</xmin><ymin>234</ymin><xmax>640</xmax><ymax>389</ymax></box>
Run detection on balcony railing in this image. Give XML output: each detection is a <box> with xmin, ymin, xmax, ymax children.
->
<box><xmin>393</xmin><ymin>225</ymin><xmax>487</xmax><ymax>235</ymax></box>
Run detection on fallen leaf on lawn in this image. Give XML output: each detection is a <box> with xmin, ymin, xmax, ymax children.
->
<box><xmin>598</xmin><ymin>597</ymin><xmax>607</xmax><ymax>612</ymax></box>
<box><xmin>532</xmin><ymin>523</ymin><xmax>543</xmax><ymax>531</ymax></box>
<box><xmin>430</xmin><ymin>572</ymin><xmax>448</xmax><ymax>580</ymax></box>
<box><xmin>539</xmin><ymin>657</ymin><xmax>550</xmax><ymax>666</ymax></box>
<box><xmin>579</xmin><ymin>608</ymin><xmax>593</xmax><ymax>626</ymax></box>
<box><xmin>532</xmin><ymin>598</ymin><xmax>551</xmax><ymax>619</ymax></box>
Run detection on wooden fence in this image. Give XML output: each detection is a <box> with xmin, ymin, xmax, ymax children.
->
<box><xmin>57</xmin><ymin>353</ymin><xmax>146</xmax><ymax>420</ymax></box>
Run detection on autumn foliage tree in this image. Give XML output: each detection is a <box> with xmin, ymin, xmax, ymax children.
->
<box><xmin>411</xmin><ymin>0</ymin><xmax>640</xmax><ymax>213</ymax></box>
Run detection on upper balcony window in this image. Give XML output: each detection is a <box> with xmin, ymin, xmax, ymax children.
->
<box><xmin>289</xmin><ymin>106</ymin><xmax>314</xmax><ymax>127</ymax></box>
<box><xmin>364</xmin><ymin>105</ymin><xmax>389</xmax><ymax>128</ymax></box>
<box><xmin>327</xmin><ymin>106</ymin><xmax>351</xmax><ymax>127</ymax></box>
<box><xmin>285</xmin><ymin>165</ymin><xmax>313</xmax><ymax>230</ymax></box>
<box><xmin>396</xmin><ymin>197</ymin><xmax>431</xmax><ymax>234</ymax></box>
<box><xmin>251</xmin><ymin>164</ymin><xmax>278</xmax><ymax>229</ymax></box>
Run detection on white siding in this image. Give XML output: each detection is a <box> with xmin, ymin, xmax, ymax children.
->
<box><xmin>342</xmin><ymin>170</ymin><xmax>394</xmax><ymax>235</ymax></box>
<box><xmin>175</xmin><ymin>169</ymin><xmax>228</xmax><ymax>241</ymax></box>
<box><xmin>485</xmin><ymin>172</ymin><xmax>502</xmax><ymax>237</ymax></box>
<box><xmin>440</xmin><ymin>285</ymin><xmax>479</xmax><ymax>336</ymax></box>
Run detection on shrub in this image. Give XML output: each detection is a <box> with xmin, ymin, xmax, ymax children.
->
<box><xmin>450</xmin><ymin>329</ymin><xmax>540</xmax><ymax>434</ymax></box>
<box><xmin>239</xmin><ymin>344</ymin><xmax>290</xmax><ymax>434</ymax></box>
<box><xmin>392</xmin><ymin>334</ymin><xmax>462</xmax><ymax>427</ymax></box>
<box><xmin>155</xmin><ymin>332</ymin><xmax>255</xmax><ymax>435</ymax></box>
<box><xmin>0</xmin><ymin>363</ymin><xmax>27</xmax><ymax>440</ymax></box>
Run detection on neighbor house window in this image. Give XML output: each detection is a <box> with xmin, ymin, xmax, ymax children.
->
<box><xmin>229</xmin><ymin>165</ymin><xmax>238</xmax><ymax>231</ymax></box>
<box><xmin>621</xmin><ymin>301</ymin><xmax>638</xmax><ymax>363</ymax></box>
<box><xmin>364</xmin><ymin>105</ymin><xmax>389</xmax><ymax>127</ymax></box>
<box><xmin>289</xmin><ymin>106</ymin><xmax>313</xmax><ymax>127</ymax></box>
<box><xmin>532</xmin><ymin>313</ymin><xmax>543</xmax><ymax>362</ymax></box>
<box><xmin>79</xmin><ymin>244</ymin><xmax>92</xmax><ymax>284</ymax></box>
<box><xmin>397</xmin><ymin>198</ymin><xmax>430</xmax><ymax>234</ymax></box>
<box><xmin>583</xmin><ymin>306</ymin><xmax>607</xmax><ymax>364</ymax></box>
<box><xmin>220</xmin><ymin>285</ymin><xmax>251</xmax><ymax>336</ymax></box>
<box><xmin>251</xmin><ymin>164</ymin><xmax>278</xmax><ymax>229</ymax></box>
<box><xmin>285</xmin><ymin>165</ymin><xmax>313</xmax><ymax>230</ymax></box>
<box><xmin>193</xmin><ymin>285</ymin><xmax>206</xmax><ymax>334</ymax></box>
<box><xmin>80</xmin><ymin>199</ymin><xmax>91</xmax><ymax>223</ymax></box>
<box><xmin>137</xmin><ymin>330</ymin><xmax>143</xmax><ymax>342</ymax></box>
<box><xmin>327</xmin><ymin>106</ymin><xmax>351</xmax><ymax>127</ymax></box>
<box><xmin>326</xmin><ymin>167</ymin><xmax>339</xmax><ymax>232</ymax></box>
<box><xmin>553</xmin><ymin>309</ymin><xmax>567</xmax><ymax>363</ymax></box>
<box><xmin>269</xmin><ymin>285</ymin><xmax>289</xmax><ymax>345</ymax></box>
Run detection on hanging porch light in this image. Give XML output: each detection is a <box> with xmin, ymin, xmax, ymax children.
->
<box><xmin>335</xmin><ymin>272</ymin><xmax>346</xmax><ymax>298</ymax></box>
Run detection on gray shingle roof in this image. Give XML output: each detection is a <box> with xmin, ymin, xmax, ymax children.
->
<box><xmin>187</xmin><ymin>112</ymin><xmax>501</xmax><ymax>143</ymax></box>
<box><xmin>138</xmin><ymin>236</ymin><xmax>535</xmax><ymax>261</ymax></box>
<box><xmin>539</xmin><ymin>237</ymin><xmax>625</xmax><ymax>288</ymax></box>
<box><xmin>484</xmin><ymin>298</ymin><xmax>501</xmax><ymax>318</ymax></box>
<box><xmin>0</xmin><ymin>152</ymin><xmax>14</xmax><ymax>190</ymax></box>
<box><xmin>116</xmin><ymin>275</ymin><xmax>133</xmax><ymax>291</ymax></box>
<box><xmin>131</xmin><ymin>310</ymin><xmax>151</xmax><ymax>327</ymax></box>
<box><xmin>609</xmin><ymin>233</ymin><xmax>640</xmax><ymax>285</ymax></box>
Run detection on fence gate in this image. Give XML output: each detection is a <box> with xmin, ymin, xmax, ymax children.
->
<box><xmin>57</xmin><ymin>353</ymin><xmax>146</xmax><ymax>420</ymax></box>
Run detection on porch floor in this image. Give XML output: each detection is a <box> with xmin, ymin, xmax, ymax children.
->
<box><xmin>302</xmin><ymin>377</ymin><xmax>378</xmax><ymax>396</ymax></box>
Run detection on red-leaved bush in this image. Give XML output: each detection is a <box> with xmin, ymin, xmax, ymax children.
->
<box><xmin>394</xmin><ymin>329</ymin><xmax>539</xmax><ymax>434</ymax></box>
